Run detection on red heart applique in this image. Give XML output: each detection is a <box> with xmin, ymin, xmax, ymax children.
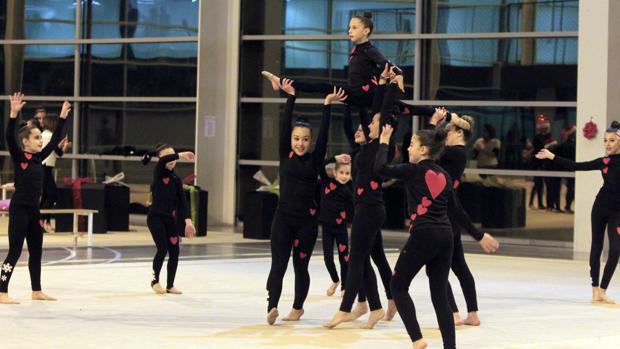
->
<box><xmin>421</xmin><ymin>196</ymin><xmax>432</xmax><ymax>208</ymax></box>
<box><xmin>289</xmin><ymin>151</ymin><xmax>294</xmax><ymax>159</ymax></box>
<box><xmin>617</xmin><ymin>227</ymin><xmax>620</xmax><ymax>235</ymax></box>
<box><xmin>370</xmin><ymin>181</ymin><xmax>379</xmax><ymax>190</ymax></box>
<box><xmin>20</xmin><ymin>162</ymin><xmax>28</xmax><ymax>170</ymax></box>
<box><xmin>24</xmin><ymin>153</ymin><xmax>32</xmax><ymax>160</ymax></box>
<box><xmin>416</xmin><ymin>204</ymin><xmax>428</xmax><ymax>215</ymax></box>
<box><xmin>361</xmin><ymin>84</ymin><xmax>370</xmax><ymax>92</ymax></box>
<box><xmin>357</xmin><ymin>188</ymin><xmax>364</xmax><ymax>196</ymax></box>
<box><xmin>162</xmin><ymin>177</ymin><xmax>170</xmax><ymax>185</ymax></box>
<box><xmin>309</xmin><ymin>208</ymin><xmax>316</xmax><ymax>216</ymax></box>
<box><xmin>403</xmin><ymin>107</ymin><xmax>410</xmax><ymax>115</ymax></box>
<box><xmin>453</xmin><ymin>180</ymin><xmax>460</xmax><ymax>189</ymax></box>
<box><xmin>392</xmin><ymin>271</ymin><xmax>397</xmax><ymax>277</ymax></box>
<box><xmin>340</xmin><ymin>211</ymin><xmax>346</xmax><ymax>219</ymax></box>
<box><xmin>410</xmin><ymin>213</ymin><xmax>417</xmax><ymax>221</ymax></box>
<box><xmin>338</xmin><ymin>244</ymin><xmax>347</xmax><ymax>253</ymax></box>
<box><xmin>169</xmin><ymin>236</ymin><xmax>178</xmax><ymax>245</ymax></box>
<box><xmin>324</xmin><ymin>187</ymin><xmax>331</xmax><ymax>195</ymax></box>
<box><xmin>425</xmin><ymin>170</ymin><xmax>447</xmax><ymax>199</ymax></box>
<box><xmin>603</xmin><ymin>167</ymin><xmax>609</xmax><ymax>174</ymax></box>
<box><xmin>299</xmin><ymin>252</ymin><xmax>307</xmax><ymax>259</ymax></box>
<box><xmin>293</xmin><ymin>239</ymin><xmax>299</xmax><ymax>247</ymax></box>
<box><xmin>329</xmin><ymin>182</ymin><xmax>337</xmax><ymax>190</ymax></box>
<box><xmin>603</xmin><ymin>157</ymin><xmax>610</xmax><ymax>165</ymax></box>
<box><xmin>336</xmin><ymin>218</ymin><xmax>343</xmax><ymax>225</ymax></box>
<box><xmin>343</xmin><ymin>255</ymin><xmax>349</xmax><ymax>262</ymax></box>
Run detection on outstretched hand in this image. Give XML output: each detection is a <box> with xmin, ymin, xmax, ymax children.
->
<box><xmin>379</xmin><ymin>124</ymin><xmax>394</xmax><ymax>145</ymax></box>
<box><xmin>280</xmin><ymin>78</ymin><xmax>295</xmax><ymax>96</ymax></box>
<box><xmin>178</xmin><ymin>151</ymin><xmax>195</xmax><ymax>161</ymax></box>
<box><xmin>9</xmin><ymin>92</ymin><xmax>26</xmax><ymax>118</ymax></box>
<box><xmin>430</xmin><ymin>107</ymin><xmax>448</xmax><ymax>127</ymax></box>
<box><xmin>535</xmin><ymin>149</ymin><xmax>555</xmax><ymax>160</ymax></box>
<box><xmin>390</xmin><ymin>74</ymin><xmax>404</xmax><ymax>92</ymax></box>
<box><xmin>325</xmin><ymin>87</ymin><xmax>347</xmax><ymax>105</ymax></box>
<box><xmin>59</xmin><ymin>101</ymin><xmax>72</xmax><ymax>119</ymax></box>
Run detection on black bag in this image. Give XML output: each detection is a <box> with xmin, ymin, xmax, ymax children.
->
<box><xmin>243</xmin><ymin>191</ymin><xmax>278</xmax><ymax>239</ymax></box>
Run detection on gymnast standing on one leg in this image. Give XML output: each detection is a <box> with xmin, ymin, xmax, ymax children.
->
<box><xmin>266</xmin><ymin>80</ymin><xmax>346</xmax><ymax>325</ymax></box>
<box><xmin>142</xmin><ymin>144</ymin><xmax>196</xmax><ymax>295</ymax></box>
<box><xmin>536</xmin><ymin>121</ymin><xmax>620</xmax><ymax>304</ymax></box>
<box><xmin>427</xmin><ymin>112</ymin><xmax>484</xmax><ymax>326</ymax></box>
<box><xmin>375</xmin><ymin>124</ymin><xmax>499</xmax><ymax>349</ymax></box>
<box><xmin>318</xmin><ymin>155</ymin><xmax>354</xmax><ymax>297</ymax></box>
<box><xmin>324</xmin><ymin>65</ymin><xmax>401</xmax><ymax>330</ymax></box>
<box><xmin>0</xmin><ymin>93</ymin><xmax>70</xmax><ymax>304</ymax></box>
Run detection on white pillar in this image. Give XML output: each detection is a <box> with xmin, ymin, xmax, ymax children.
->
<box><xmin>195</xmin><ymin>0</ymin><xmax>241</xmax><ymax>226</ymax></box>
<box><xmin>574</xmin><ymin>0</ymin><xmax>620</xmax><ymax>255</ymax></box>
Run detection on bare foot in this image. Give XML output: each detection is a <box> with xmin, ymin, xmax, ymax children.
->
<box><xmin>0</xmin><ymin>293</ymin><xmax>19</xmax><ymax>304</ymax></box>
<box><xmin>282</xmin><ymin>308</ymin><xmax>304</xmax><ymax>321</ymax></box>
<box><xmin>32</xmin><ymin>291</ymin><xmax>56</xmax><ymax>301</ymax></box>
<box><xmin>351</xmin><ymin>301</ymin><xmax>369</xmax><ymax>320</ymax></box>
<box><xmin>384</xmin><ymin>299</ymin><xmax>397</xmax><ymax>321</ymax></box>
<box><xmin>462</xmin><ymin>312</ymin><xmax>481</xmax><ymax>326</ymax></box>
<box><xmin>327</xmin><ymin>281</ymin><xmax>340</xmax><ymax>296</ymax></box>
<box><xmin>412</xmin><ymin>338</ymin><xmax>428</xmax><ymax>349</ymax></box>
<box><xmin>267</xmin><ymin>308</ymin><xmax>279</xmax><ymax>325</ymax></box>
<box><xmin>323</xmin><ymin>310</ymin><xmax>356</xmax><ymax>329</ymax></box>
<box><xmin>151</xmin><ymin>283</ymin><xmax>165</xmax><ymax>294</ymax></box>
<box><xmin>360</xmin><ymin>308</ymin><xmax>385</xmax><ymax>329</ymax></box>
<box><xmin>166</xmin><ymin>287</ymin><xmax>183</xmax><ymax>294</ymax></box>
<box><xmin>592</xmin><ymin>287</ymin><xmax>602</xmax><ymax>303</ymax></box>
<box><xmin>454</xmin><ymin>312</ymin><xmax>464</xmax><ymax>326</ymax></box>
<box><xmin>599</xmin><ymin>289</ymin><xmax>616</xmax><ymax>304</ymax></box>
<box><xmin>261</xmin><ymin>71</ymin><xmax>281</xmax><ymax>91</ymax></box>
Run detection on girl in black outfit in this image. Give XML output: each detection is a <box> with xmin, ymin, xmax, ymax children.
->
<box><xmin>324</xmin><ymin>68</ymin><xmax>401</xmax><ymax>330</ymax></box>
<box><xmin>143</xmin><ymin>145</ymin><xmax>196</xmax><ymax>295</ymax></box>
<box><xmin>0</xmin><ymin>93</ymin><xmax>70</xmax><ymax>304</ymax></box>
<box><xmin>266</xmin><ymin>80</ymin><xmax>346</xmax><ymax>325</ymax></box>
<box><xmin>536</xmin><ymin>122</ymin><xmax>620</xmax><ymax>304</ymax></box>
<box><xmin>319</xmin><ymin>156</ymin><xmax>354</xmax><ymax>297</ymax></box>
<box><xmin>428</xmin><ymin>112</ymin><xmax>483</xmax><ymax>326</ymax></box>
<box><xmin>375</xmin><ymin>124</ymin><xmax>499</xmax><ymax>349</ymax></box>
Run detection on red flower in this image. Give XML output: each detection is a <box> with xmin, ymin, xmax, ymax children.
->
<box><xmin>583</xmin><ymin>119</ymin><xmax>598</xmax><ymax>140</ymax></box>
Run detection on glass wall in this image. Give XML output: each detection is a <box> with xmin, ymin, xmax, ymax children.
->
<box><xmin>238</xmin><ymin>0</ymin><xmax>579</xmax><ymax>242</ymax></box>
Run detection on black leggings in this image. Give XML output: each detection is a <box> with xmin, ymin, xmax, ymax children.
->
<box><xmin>0</xmin><ymin>204</ymin><xmax>44</xmax><ymax>292</ymax></box>
<box><xmin>565</xmin><ymin>178</ymin><xmax>575</xmax><ymax>210</ymax></box>
<box><xmin>371</xmin><ymin>230</ymin><xmax>393</xmax><ymax>300</ymax></box>
<box><xmin>445</xmin><ymin>231</ymin><xmax>478</xmax><ymax>313</ymax></box>
<box><xmin>322</xmin><ymin>224</ymin><xmax>349</xmax><ymax>289</ymax></box>
<box><xmin>529</xmin><ymin>177</ymin><xmax>545</xmax><ymax>208</ymax></box>
<box><xmin>340</xmin><ymin>204</ymin><xmax>385</xmax><ymax>312</ymax></box>
<box><xmin>392</xmin><ymin>228</ymin><xmax>455</xmax><ymax>349</ymax></box>
<box><xmin>40</xmin><ymin>165</ymin><xmax>57</xmax><ymax>223</ymax></box>
<box><xmin>590</xmin><ymin>198</ymin><xmax>620</xmax><ymax>290</ymax></box>
<box><xmin>545</xmin><ymin>177</ymin><xmax>562</xmax><ymax>210</ymax></box>
<box><xmin>147</xmin><ymin>213</ymin><xmax>180</xmax><ymax>289</ymax></box>
<box><xmin>267</xmin><ymin>210</ymin><xmax>318</xmax><ymax>311</ymax></box>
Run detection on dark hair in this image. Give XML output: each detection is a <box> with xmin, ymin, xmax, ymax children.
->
<box><xmin>482</xmin><ymin>124</ymin><xmax>496</xmax><ymax>139</ymax></box>
<box><xmin>42</xmin><ymin>113</ymin><xmax>58</xmax><ymax>132</ymax></box>
<box><xmin>35</xmin><ymin>106</ymin><xmax>46</xmax><ymax>114</ymax></box>
<box><xmin>293</xmin><ymin>118</ymin><xmax>312</xmax><ymax>134</ymax></box>
<box><xmin>415</xmin><ymin>128</ymin><xmax>447</xmax><ymax>160</ymax></box>
<box><xmin>17</xmin><ymin>123</ymin><xmax>40</xmax><ymax>150</ymax></box>
<box><xmin>607</xmin><ymin>121</ymin><xmax>620</xmax><ymax>132</ymax></box>
<box><xmin>353</xmin><ymin>11</ymin><xmax>374</xmax><ymax>36</ymax></box>
<box><xmin>141</xmin><ymin>143</ymin><xmax>173</xmax><ymax>165</ymax></box>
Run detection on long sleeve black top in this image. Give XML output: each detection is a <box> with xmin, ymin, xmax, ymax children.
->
<box><xmin>149</xmin><ymin>153</ymin><xmax>190</xmax><ymax>220</ymax></box>
<box><xmin>348</xmin><ymin>41</ymin><xmax>392</xmax><ymax>90</ymax></box>
<box><xmin>277</xmin><ymin>94</ymin><xmax>331</xmax><ymax>217</ymax></box>
<box><xmin>552</xmin><ymin>154</ymin><xmax>620</xmax><ymax>205</ymax></box>
<box><xmin>375</xmin><ymin>144</ymin><xmax>483</xmax><ymax>240</ymax></box>
<box><xmin>318</xmin><ymin>157</ymin><xmax>354</xmax><ymax>226</ymax></box>
<box><xmin>425</xmin><ymin>124</ymin><xmax>467</xmax><ymax>187</ymax></box>
<box><xmin>7</xmin><ymin>118</ymin><xmax>66</xmax><ymax>206</ymax></box>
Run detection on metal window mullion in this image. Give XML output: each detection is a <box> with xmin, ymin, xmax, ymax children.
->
<box><xmin>0</xmin><ymin>96</ymin><xmax>197</xmax><ymax>103</ymax></box>
<box><xmin>0</xmin><ymin>37</ymin><xmax>198</xmax><ymax>45</ymax></box>
<box><xmin>241</xmin><ymin>32</ymin><xmax>578</xmax><ymax>41</ymax></box>
<box><xmin>72</xmin><ymin>0</ymin><xmax>82</xmax><ymax>179</ymax></box>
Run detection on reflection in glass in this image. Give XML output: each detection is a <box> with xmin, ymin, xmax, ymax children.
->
<box><xmin>81</xmin><ymin>43</ymin><xmax>197</xmax><ymax>97</ymax></box>
<box><xmin>23</xmin><ymin>0</ymin><xmax>76</xmax><ymax>40</ymax></box>
<box><xmin>422</xmin><ymin>38</ymin><xmax>577</xmax><ymax>101</ymax></box>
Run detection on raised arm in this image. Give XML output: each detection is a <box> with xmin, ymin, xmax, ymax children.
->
<box><xmin>375</xmin><ymin>125</ymin><xmax>418</xmax><ymax>179</ymax></box>
<box><xmin>40</xmin><ymin>101</ymin><xmax>71</xmax><ymax>159</ymax></box>
<box><xmin>279</xmin><ymin>79</ymin><xmax>297</xmax><ymax>158</ymax></box>
<box><xmin>155</xmin><ymin>153</ymin><xmax>180</xmax><ymax>178</ymax></box>
<box><xmin>536</xmin><ymin>149</ymin><xmax>604</xmax><ymax>171</ymax></box>
<box><xmin>6</xmin><ymin>93</ymin><xmax>27</xmax><ymax>159</ymax></box>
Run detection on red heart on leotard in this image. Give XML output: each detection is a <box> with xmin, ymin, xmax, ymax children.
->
<box><xmin>417</xmin><ymin>204</ymin><xmax>428</xmax><ymax>215</ymax></box>
<box><xmin>421</xmin><ymin>196</ymin><xmax>432</xmax><ymax>208</ymax></box>
<box><xmin>453</xmin><ymin>180</ymin><xmax>460</xmax><ymax>189</ymax></box>
<box><xmin>293</xmin><ymin>239</ymin><xmax>299</xmax><ymax>247</ymax></box>
<box><xmin>24</xmin><ymin>153</ymin><xmax>32</xmax><ymax>160</ymax></box>
<box><xmin>324</xmin><ymin>187</ymin><xmax>331</xmax><ymax>195</ymax></box>
<box><xmin>20</xmin><ymin>162</ymin><xmax>28</xmax><ymax>170</ymax></box>
<box><xmin>410</xmin><ymin>213</ymin><xmax>417</xmax><ymax>221</ymax></box>
<box><xmin>338</xmin><ymin>244</ymin><xmax>347</xmax><ymax>253</ymax></box>
<box><xmin>357</xmin><ymin>188</ymin><xmax>364</xmax><ymax>196</ymax></box>
<box><xmin>603</xmin><ymin>157</ymin><xmax>610</xmax><ymax>165</ymax></box>
<box><xmin>403</xmin><ymin>107</ymin><xmax>410</xmax><ymax>115</ymax></box>
<box><xmin>603</xmin><ymin>167</ymin><xmax>609</xmax><ymax>174</ymax></box>
<box><xmin>162</xmin><ymin>177</ymin><xmax>170</xmax><ymax>185</ymax></box>
<box><xmin>169</xmin><ymin>236</ymin><xmax>178</xmax><ymax>245</ymax></box>
<box><xmin>299</xmin><ymin>252</ymin><xmax>307</xmax><ymax>259</ymax></box>
<box><xmin>362</xmin><ymin>84</ymin><xmax>370</xmax><ymax>92</ymax></box>
<box><xmin>340</xmin><ymin>211</ymin><xmax>346</xmax><ymax>219</ymax></box>
<box><xmin>329</xmin><ymin>182</ymin><xmax>337</xmax><ymax>190</ymax></box>
<box><xmin>289</xmin><ymin>151</ymin><xmax>294</xmax><ymax>159</ymax></box>
<box><xmin>617</xmin><ymin>227</ymin><xmax>620</xmax><ymax>235</ymax></box>
<box><xmin>370</xmin><ymin>181</ymin><xmax>379</xmax><ymax>190</ymax></box>
<box><xmin>336</xmin><ymin>218</ymin><xmax>343</xmax><ymax>225</ymax></box>
<box><xmin>425</xmin><ymin>170</ymin><xmax>447</xmax><ymax>199</ymax></box>
<box><xmin>309</xmin><ymin>208</ymin><xmax>316</xmax><ymax>216</ymax></box>
<box><xmin>343</xmin><ymin>255</ymin><xmax>349</xmax><ymax>262</ymax></box>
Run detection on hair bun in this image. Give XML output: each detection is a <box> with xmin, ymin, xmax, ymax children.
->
<box><xmin>141</xmin><ymin>152</ymin><xmax>153</xmax><ymax>166</ymax></box>
<box><xmin>363</xmin><ymin>11</ymin><xmax>372</xmax><ymax>19</ymax></box>
<box><xmin>611</xmin><ymin>121</ymin><xmax>620</xmax><ymax>129</ymax></box>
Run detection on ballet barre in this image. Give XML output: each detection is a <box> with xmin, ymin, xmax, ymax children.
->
<box><xmin>39</xmin><ymin>209</ymin><xmax>99</xmax><ymax>248</ymax></box>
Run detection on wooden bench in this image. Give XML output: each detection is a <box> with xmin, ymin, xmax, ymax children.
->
<box><xmin>1</xmin><ymin>209</ymin><xmax>98</xmax><ymax>247</ymax></box>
